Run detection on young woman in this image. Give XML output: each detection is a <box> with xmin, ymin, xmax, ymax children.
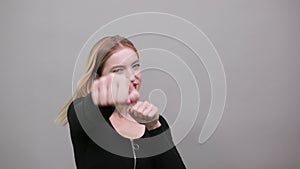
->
<box><xmin>56</xmin><ymin>35</ymin><xmax>186</xmax><ymax>169</ymax></box>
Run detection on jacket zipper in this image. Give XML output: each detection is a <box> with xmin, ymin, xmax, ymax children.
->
<box><xmin>130</xmin><ymin>139</ymin><xmax>137</xmax><ymax>169</ymax></box>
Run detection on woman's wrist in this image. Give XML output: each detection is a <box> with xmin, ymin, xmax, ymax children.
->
<box><xmin>146</xmin><ymin>120</ymin><xmax>161</xmax><ymax>131</ymax></box>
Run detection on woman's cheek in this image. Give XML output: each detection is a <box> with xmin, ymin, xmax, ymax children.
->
<box><xmin>136</xmin><ymin>72</ymin><xmax>142</xmax><ymax>82</ymax></box>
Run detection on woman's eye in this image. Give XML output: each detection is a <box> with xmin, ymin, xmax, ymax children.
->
<box><xmin>132</xmin><ymin>63</ymin><xmax>140</xmax><ymax>69</ymax></box>
<box><xmin>112</xmin><ymin>68</ymin><xmax>124</xmax><ymax>73</ymax></box>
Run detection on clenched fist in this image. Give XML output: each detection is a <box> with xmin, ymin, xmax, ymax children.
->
<box><xmin>128</xmin><ymin>101</ymin><xmax>161</xmax><ymax>130</ymax></box>
<box><xmin>91</xmin><ymin>74</ymin><xmax>139</xmax><ymax>106</ymax></box>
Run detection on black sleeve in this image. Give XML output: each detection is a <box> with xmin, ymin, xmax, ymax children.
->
<box><xmin>67</xmin><ymin>94</ymin><xmax>115</xmax><ymax>169</ymax></box>
<box><xmin>148</xmin><ymin>116</ymin><xmax>187</xmax><ymax>169</ymax></box>
<box><xmin>67</xmin><ymin>101</ymin><xmax>88</xmax><ymax>169</ymax></box>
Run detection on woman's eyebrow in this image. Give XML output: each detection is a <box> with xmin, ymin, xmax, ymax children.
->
<box><xmin>131</xmin><ymin>59</ymin><xmax>139</xmax><ymax>65</ymax></box>
<box><xmin>110</xmin><ymin>59</ymin><xmax>139</xmax><ymax>69</ymax></box>
<box><xmin>110</xmin><ymin>65</ymin><xmax>125</xmax><ymax>70</ymax></box>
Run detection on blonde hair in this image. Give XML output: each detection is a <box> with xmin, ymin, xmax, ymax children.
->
<box><xmin>55</xmin><ymin>35</ymin><xmax>138</xmax><ymax>125</ymax></box>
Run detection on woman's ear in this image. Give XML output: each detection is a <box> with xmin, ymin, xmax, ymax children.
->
<box><xmin>94</xmin><ymin>72</ymin><xmax>100</xmax><ymax>79</ymax></box>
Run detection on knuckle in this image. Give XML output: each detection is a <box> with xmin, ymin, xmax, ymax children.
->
<box><xmin>109</xmin><ymin>100</ymin><xmax>114</xmax><ymax>105</ymax></box>
<box><xmin>99</xmin><ymin>77</ymin><xmax>106</xmax><ymax>85</ymax></box>
<box><xmin>146</xmin><ymin>114</ymin><xmax>151</xmax><ymax>119</ymax></box>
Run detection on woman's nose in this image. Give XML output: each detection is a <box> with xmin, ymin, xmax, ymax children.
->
<box><xmin>126</xmin><ymin>68</ymin><xmax>135</xmax><ymax>81</ymax></box>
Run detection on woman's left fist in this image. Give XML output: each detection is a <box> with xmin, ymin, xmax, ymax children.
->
<box><xmin>128</xmin><ymin>101</ymin><xmax>161</xmax><ymax>130</ymax></box>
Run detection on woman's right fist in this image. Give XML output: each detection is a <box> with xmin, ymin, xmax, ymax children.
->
<box><xmin>91</xmin><ymin>74</ymin><xmax>139</xmax><ymax>106</ymax></box>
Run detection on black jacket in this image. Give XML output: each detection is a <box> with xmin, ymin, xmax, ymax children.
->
<box><xmin>67</xmin><ymin>93</ymin><xmax>186</xmax><ymax>169</ymax></box>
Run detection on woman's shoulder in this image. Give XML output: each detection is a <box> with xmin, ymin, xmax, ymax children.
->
<box><xmin>146</xmin><ymin>115</ymin><xmax>172</xmax><ymax>137</ymax></box>
<box><xmin>66</xmin><ymin>93</ymin><xmax>96</xmax><ymax>123</ymax></box>
<box><xmin>158</xmin><ymin>115</ymin><xmax>170</xmax><ymax>129</ymax></box>
<box><xmin>66</xmin><ymin>95</ymin><xmax>91</xmax><ymax>127</ymax></box>
<box><xmin>67</xmin><ymin>101</ymin><xmax>76</xmax><ymax>121</ymax></box>
<box><xmin>67</xmin><ymin>94</ymin><xmax>115</xmax><ymax>130</ymax></box>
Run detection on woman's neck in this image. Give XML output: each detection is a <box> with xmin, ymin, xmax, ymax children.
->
<box><xmin>114</xmin><ymin>104</ymin><xmax>137</xmax><ymax>123</ymax></box>
<box><xmin>110</xmin><ymin>104</ymin><xmax>145</xmax><ymax>139</ymax></box>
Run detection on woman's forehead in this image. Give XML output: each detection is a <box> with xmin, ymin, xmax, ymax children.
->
<box><xmin>106</xmin><ymin>48</ymin><xmax>138</xmax><ymax>66</ymax></box>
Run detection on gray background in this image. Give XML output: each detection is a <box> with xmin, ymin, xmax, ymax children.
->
<box><xmin>0</xmin><ymin>0</ymin><xmax>299</xmax><ymax>169</ymax></box>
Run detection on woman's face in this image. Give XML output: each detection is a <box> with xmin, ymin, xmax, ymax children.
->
<box><xmin>102</xmin><ymin>47</ymin><xmax>142</xmax><ymax>90</ymax></box>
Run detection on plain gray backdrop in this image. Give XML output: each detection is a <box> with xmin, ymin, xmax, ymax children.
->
<box><xmin>0</xmin><ymin>0</ymin><xmax>299</xmax><ymax>169</ymax></box>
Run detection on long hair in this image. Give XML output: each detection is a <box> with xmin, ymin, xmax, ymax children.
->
<box><xmin>55</xmin><ymin>35</ymin><xmax>138</xmax><ymax>125</ymax></box>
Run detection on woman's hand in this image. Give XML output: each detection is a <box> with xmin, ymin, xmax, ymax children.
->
<box><xmin>128</xmin><ymin>101</ymin><xmax>161</xmax><ymax>130</ymax></box>
<box><xmin>91</xmin><ymin>74</ymin><xmax>139</xmax><ymax>106</ymax></box>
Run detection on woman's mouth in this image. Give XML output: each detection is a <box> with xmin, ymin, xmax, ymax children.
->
<box><xmin>133</xmin><ymin>83</ymin><xmax>138</xmax><ymax>89</ymax></box>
